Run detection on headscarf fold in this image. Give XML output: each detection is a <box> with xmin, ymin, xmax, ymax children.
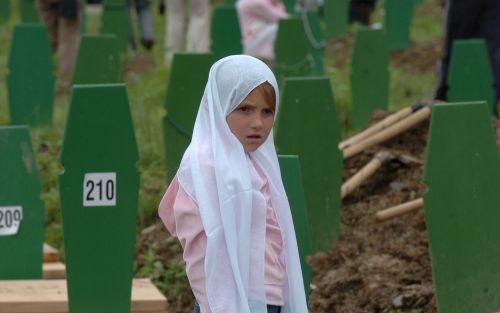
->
<box><xmin>161</xmin><ymin>55</ymin><xmax>307</xmax><ymax>313</ymax></box>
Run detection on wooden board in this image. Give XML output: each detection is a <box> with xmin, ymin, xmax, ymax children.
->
<box><xmin>351</xmin><ymin>28</ymin><xmax>389</xmax><ymax>129</ymax></box>
<box><xmin>447</xmin><ymin>39</ymin><xmax>496</xmax><ymax>116</ymax></box>
<box><xmin>0</xmin><ymin>126</ymin><xmax>44</xmax><ymax>280</ymax></box>
<box><xmin>278</xmin><ymin>155</ymin><xmax>312</xmax><ymax>300</ymax></box>
<box><xmin>8</xmin><ymin>24</ymin><xmax>54</xmax><ymax>126</ymax></box>
<box><xmin>210</xmin><ymin>5</ymin><xmax>242</xmax><ymax>61</ymax></box>
<box><xmin>275</xmin><ymin>77</ymin><xmax>342</xmax><ymax>253</ymax></box>
<box><xmin>100</xmin><ymin>1</ymin><xmax>128</xmax><ymax>54</ymax></box>
<box><xmin>163</xmin><ymin>53</ymin><xmax>213</xmax><ymax>183</ymax></box>
<box><xmin>423</xmin><ymin>102</ymin><xmax>500</xmax><ymax>313</ymax></box>
<box><xmin>59</xmin><ymin>85</ymin><xmax>139</xmax><ymax>312</ymax></box>
<box><xmin>384</xmin><ymin>0</ymin><xmax>413</xmax><ymax>51</ymax></box>
<box><xmin>43</xmin><ymin>243</ymin><xmax>59</xmax><ymax>263</ymax></box>
<box><xmin>72</xmin><ymin>34</ymin><xmax>122</xmax><ymax>85</ymax></box>
<box><xmin>0</xmin><ymin>279</ymin><xmax>167</xmax><ymax>313</ymax></box>
<box><xmin>324</xmin><ymin>0</ymin><xmax>348</xmax><ymax>39</ymax></box>
<box><xmin>42</xmin><ymin>263</ymin><xmax>66</xmax><ymax>280</ymax></box>
<box><xmin>274</xmin><ymin>18</ymin><xmax>315</xmax><ymax>85</ymax></box>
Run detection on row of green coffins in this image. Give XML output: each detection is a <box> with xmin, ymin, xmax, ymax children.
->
<box><xmin>1</xmin><ymin>82</ymin><xmax>498</xmax><ymax>311</ymax></box>
<box><xmin>0</xmin><ymin>83</ymin><xmax>312</xmax><ymax>309</ymax></box>
<box><xmin>4</xmin><ymin>22</ymin><xmax>496</xmax><ymax>129</ymax></box>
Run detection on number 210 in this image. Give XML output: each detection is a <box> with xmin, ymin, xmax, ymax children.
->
<box><xmin>86</xmin><ymin>179</ymin><xmax>114</xmax><ymax>201</ymax></box>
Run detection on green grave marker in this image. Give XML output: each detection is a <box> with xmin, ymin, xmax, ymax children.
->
<box><xmin>0</xmin><ymin>0</ymin><xmax>10</xmax><ymax>23</ymax></box>
<box><xmin>303</xmin><ymin>10</ymin><xmax>324</xmax><ymax>76</ymax></box>
<box><xmin>59</xmin><ymin>84</ymin><xmax>139</xmax><ymax>312</ymax></box>
<box><xmin>20</xmin><ymin>0</ymin><xmax>39</xmax><ymax>22</ymax></box>
<box><xmin>351</xmin><ymin>28</ymin><xmax>389</xmax><ymax>129</ymax></box>
<box><xmin>275</xmin><ymin>77</ymin><xmax>342</xmax><ymax>252</ymax></box>
<box><xmin>447</xmin><ymin>39</ymin><xmax>496</xmax><ymax>116</ymax></box>
<box><xmin>423</xmin><ymin>102</ymin><xmax>500</xmax><ymax>313</ymax></box>
<box><xmin>101</xmin><ymin>0</ymin><xmax>129</xmax><ymax>54</ymax></box>
<box><xmin>163</xmin><ymin>53</ymin><xmax>213</xmax><ymax>182</ymax></box>
<box><xmin>274</xmin><ymin>18</ymin><xmax>315</xmax><ymax>85</ymax></box>
<box><xmin>324</xmin><ymin>0</ymin><xmax>349</xmax><ymax>39</ymax></box>
<box><xmin>0</xmin><ymin>126</ymin><xmax>44</xmax><ymax>279</ymax></box>
<box><xmin>211</xmin><ymin>4</ymin><xmax>242</xmax><ymax>61</ymax></box>
<box><xmin>283</xmin><ymin>0</ymin><xmax>295</xmax><ymax>15</ymax></box>
<box><xmin>72</xmin><ymin>34</ymin><xmax>122</xmax><ymax>85</ymax></box>
<box><xmin>278</xmin><ymin>155</ymin><xmax>312</xmax><ymax>299</ymax></box>
<box><xmin>8</xmin><ymin>23</ymin><xmax>54</xmax><ymax>126</ymax></box>
<box><xmin>384</xmin><ymin>0</ymin><xmax>413</xmax><ymax>51</ymax></box>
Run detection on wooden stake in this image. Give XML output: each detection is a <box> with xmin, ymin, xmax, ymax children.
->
<box><xmin>375</xmin><ymin>198</ymin><xmax>424</xmax><ymax>221</ymax></box>
<box><xmin>341</xmin><ymin>151</ymin><xmax>392</xmax><ymax>199</ymax></box>
<box><xmin>43</xmin><ymin>243</ymin><xmax>59</xmax><ymax>263</ymax></box>
<box><xmin>343</xmin><ymin>106</ymin><xmax>431</xmax><ymax>159</ymax></box>
<box><xmin>339</xmin><ymin>106</ymin><xmax>414</xmax><ymax>150</ymax></box>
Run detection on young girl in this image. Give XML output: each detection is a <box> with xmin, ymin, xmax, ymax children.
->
<box><xmin>158</xmin><ymin>55</ymin><xmax>307</xmax><ymax>313</ymax></box>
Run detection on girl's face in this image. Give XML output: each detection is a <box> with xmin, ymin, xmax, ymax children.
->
<box><xmin>226</xmin><ymin>85</ymin><xmax>276</xmax><ymax>153</ymax></box>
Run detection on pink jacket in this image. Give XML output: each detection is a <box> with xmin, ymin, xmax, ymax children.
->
<box><xmin>237</xmin><ymin>0</ymin><xmax>289</xmax><ymax>59</ymax></box>
<box><xmin>159</xmin><ymin>160</ymin><xmax>286</xmax><ymax>313</ymax></box>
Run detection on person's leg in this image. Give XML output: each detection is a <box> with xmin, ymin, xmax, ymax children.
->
<box><xmin>136</xmin><ymin>0</ymin><xmax>155</xmax><ymax>49</ymax></box>
<box><xmin>476</xmin><ymin>0</ymin><xmax>500</xmax><ymax>106</ymax></box>
<box><xmin>57</xmin><ymin>3</ymin><xmax>81</xmax><ymax>89</ymax></box>
<box><xmin>434</xmin><ymin>0</ymin><xmax>482</xmax><ymax>100</ymax></box>
<box><xmin>165</xmin><ymin>0</ymin><xmax>185</xmax><ymax>65</ymax></box>
<box><xmin>35</xmin><ymin>0</ymin><xmax>60</xmax><ymax>52</ymax></box>
<box><xmin>186</xmin><ymin>0</ymin><xmax>210</xmax><ymax>53</ymax></box>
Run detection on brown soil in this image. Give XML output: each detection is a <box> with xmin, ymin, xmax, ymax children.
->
<box><xmin>309</xmin><ymin>111</ymin><xmax>435</xmax><ymax>313</ymax></box>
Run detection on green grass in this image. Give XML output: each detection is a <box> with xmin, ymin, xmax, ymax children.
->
<box><xmin>0</xmin><ymin>0</ymin><xmax>443</xmax><ymax>309</ymax></box>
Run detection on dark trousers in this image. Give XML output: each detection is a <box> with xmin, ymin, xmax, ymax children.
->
<box><xmin>435</xmin><ymin>0</ymin><xmax>500</xmax><ymax>104</ymax></box>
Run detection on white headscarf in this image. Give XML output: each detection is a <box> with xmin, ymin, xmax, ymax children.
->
<box><xmin>176</xmin><ymin>55</ymin><xmax>307</xmax><ymax>313</ymax></box>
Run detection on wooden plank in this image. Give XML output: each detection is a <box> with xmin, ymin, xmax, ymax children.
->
<box><xmin>43</xmin><ymin>243</ymin><xmax>59</xmax><ymax>263</ymax></box>
<box><xmin>0</xmin><ymin>279</ymin><xmax>167</xmax><ymax>313</ymax></box>
<box><xmin>384</xmin><ymin>0</ymin><xmax>414</xmax><ymax>50</ymax></box>
<box><xmin>60</xmin><ymin>85</ymin><xmax>139</xmax><ymax>312</ymax></box>
<box><xmin>278</xmin><ymin>155</ymin><xmax>312</xmax><ymax>299</ymax></box>
<box><xmin>211</xmin><ymin>5</ymin><xmax>242</xmax><ymax>61</ymax></box>
<box><xmin>447</xmin><ymin>39</ymin><xmax>496</xmax><ymax>115</ymax></box>
<box><xmin>351</xmin><ymin>28</ymin><xmax>389</xmax><ymax>129</ymax></box>
<box><xmin>275</xmin><ymin>77</ymin><xmax>342</xmax><ymax>253</ymax></box>
<box><xmin>423</xmin><ymin>102</ymin><xmax>500</xmax><ymax>313</ymax></box>
<box><xmin>8</xmin><ymin>24</ymin><xmax>54</xmax><ymax>126</ymax></box>
<box><xmin>0</xmin><ymin>126</ymin><xmax>44</xmax><ymax>280</ymax></box>
<box><xmin>42</xmin><ymin>263</ymin><xmax>66</xmax><ymax>280</ymax></box>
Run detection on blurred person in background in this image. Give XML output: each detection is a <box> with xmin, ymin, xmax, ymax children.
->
<box><xmin>164</xmin><ymin>0</ymin><xmax>210</xmax><ymax>66</ymax></box>
<box><xmin>36</xmin><ymin>0</ymin><xmax>81</xmax><ymax>90</ymax></box>
<box><xmin>236</xmin><ymin>0</ymin><xmax>288</xmax><ymax>65</ymax></box>
<box><xmin>434</xmin><ymin>0</ymin><xmax>500</xmax><ymax>112</ymax></box>
<box><xmin>128</xmin><ymin>0</ymin><xmax>155</xmax><ymax>50</ymax></box>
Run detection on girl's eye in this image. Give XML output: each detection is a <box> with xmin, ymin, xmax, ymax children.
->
<box><xmin>238</xmin><ymin>106</ymin><xmax>250</xmax><ymax>113</ymax></box>
<box><xmin>264</xmin><ymin>109</ymin><xmax>275</xmax><ymax>115</ymax></box>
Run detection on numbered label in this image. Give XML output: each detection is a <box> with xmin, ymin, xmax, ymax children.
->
<box><xmin>83</xmin><ymin>173</ymin><xmax>116</xmax><ymax>206</ymax></box>
<box><xmin>0</xmin><ymin>206</ymin><xmax>23</xmax><ymax>236</ymax></box>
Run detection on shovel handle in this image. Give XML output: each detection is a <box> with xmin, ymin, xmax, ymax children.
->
<box><xmin>375</xmin><ymin>198</ymin><xmax>424</xmax><ymax>221</ymax></box>
<box><xmin>343</xmin><ymin>106</ymin><xmax>432</xmax><ymax>160</ymax></box>
<box><xmin>339</xmin><ymin>106</ymin><xmax>414</xmax><ymax>150</ymax></box>
<box><xmin>341</xmin><ymin>151</ymin><xmax>392</xmax><ymax>199</ymax></box>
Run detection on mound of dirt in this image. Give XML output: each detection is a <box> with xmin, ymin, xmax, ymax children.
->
<box><xmin>308</xmin><ymin>112</ymin><xmax>500</xmax><ymax>313</ymax></box>
<box><xmin>309</xmin><ymin>110</ymin><xmax>435</xmax><ymax>313</ymax></box>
